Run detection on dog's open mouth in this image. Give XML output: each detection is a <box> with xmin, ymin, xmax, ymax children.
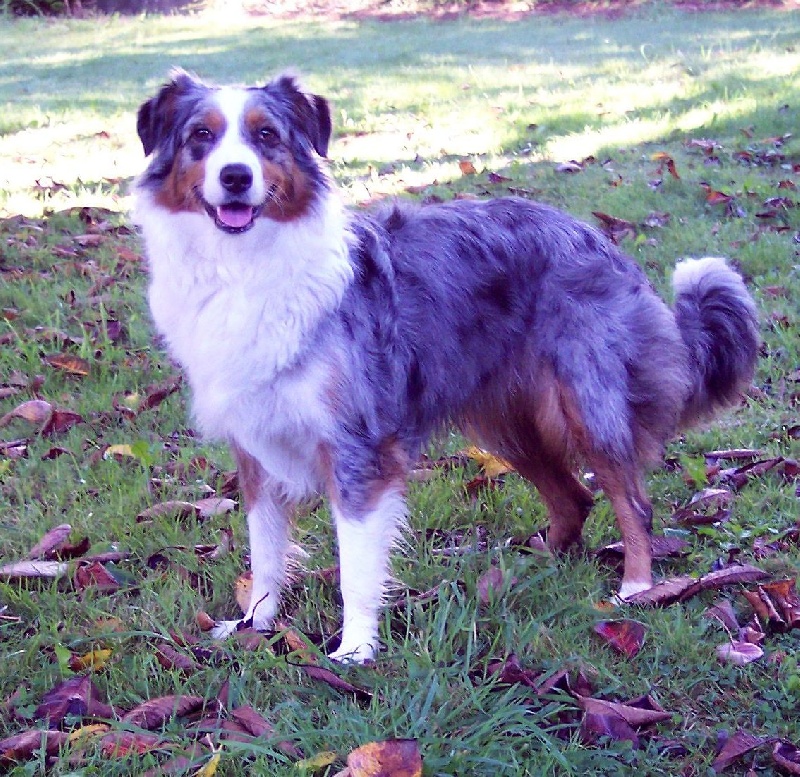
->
<box><xmin>206</xmin><ymin>201</ymin><xmax>263</xmax><ymax>234</ymax></box>
<box><xmin>197</xmin><ymin>192</ymin><xmax>263</xmax><ymax>234</ymax></box>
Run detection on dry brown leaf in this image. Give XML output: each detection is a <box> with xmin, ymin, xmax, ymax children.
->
<box><xmin>347</xmin><ymin>739</ymin><xmax>423</xmax><ymax>777</ymax></box>
<box><xmin>122</xmin><ymin>695</ymin><xmax>205</xmax><ymax>730</ymax></box>
<box><xmin>0</xmin><ymin>559</ymin><xmax>69</xmax><ymax>580</ymax></box>
<box><xmin>773</xmin><ymin>741</ymin><xmax>800</xmax><ymax>774</ymax></box>
<box><xmin>27</xmin><ymin>523</ymin><xmax>72</xmax><ymax>559</ymax></box>
<box><xmin>576</xmin><ymin>694</ymin><xmax>672</xmax><ymax>728</ymax></box>
<box><xmin>100</xmin><ymin>730</ymin><xmax>164</xmax><ymax>758</ymax></box>
<box><xmin>136</xmin><ymin>500</ymin><xmax>199</xmax><ymax>523</ymax></box>
<box><xmin>716</xmin><ymin>641</ymin><xmax>764</xmax><ymax>666</ymax></box>
<box><xmin>0</xmin><ymin>399</ymin><xmax>52</xmax><ymax>428</ymax></box>
<box><xmin>712</xmin><ymin>730</ymin><xmax>766</xmax><ymax>772</ymax></box>
<box><xmin>0</xmin><ymin>729</ymin><xmax>69</xmax><ymax>764</ymax></box>
<box><xmin>42</xmin><ymin>353</ymin><xmax>90</xmax><ymax>376</ymax></box>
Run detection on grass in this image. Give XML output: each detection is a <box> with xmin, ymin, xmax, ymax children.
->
<box><xmin>1</xmin><ymin>4</ymin><xmax>799</xmax><ymax>775</ymax></box>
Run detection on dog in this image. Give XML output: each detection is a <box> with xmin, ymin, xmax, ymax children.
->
<box><xmin>134</xmin><ymin>70</ymin><xmax>760</xmax><ymax>662</ymax></box>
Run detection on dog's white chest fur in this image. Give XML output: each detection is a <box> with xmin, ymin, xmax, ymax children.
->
<box><xmin>135</xmin><ymin>193</ymin><xmax>354</xmax><ymax>494</ymax></box>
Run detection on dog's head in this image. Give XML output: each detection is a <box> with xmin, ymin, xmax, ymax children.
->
<box><xmin>136</xmin><ymin>70</ymin><xmax>332</xmax><ymax>232</ymax></box>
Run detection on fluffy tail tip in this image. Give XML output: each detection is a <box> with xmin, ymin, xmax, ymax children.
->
<box><xmin>672</xmin><ymin>257</ymin><xmax>760</xmax><ymax>426</ymax></box>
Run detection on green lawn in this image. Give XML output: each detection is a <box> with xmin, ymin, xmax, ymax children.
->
<box><xmin>1</xmin><ymin>6</ymin><xmax>799</xmax><ymax>775</ymax></box>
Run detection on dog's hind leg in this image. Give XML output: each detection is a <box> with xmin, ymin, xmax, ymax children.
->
<box><xmin>511</xmin><ymin>452</ymin><xmax>594</xmax><ymax>553</ymax></box>
<box><xmin>212</xmin><ymin>444</ymin><xmax>291</xmax><ymax>638</ymax></box>
<box><xmin>590</xmin><ymin>458</ymin><xmax>654</xmax><ymax>599</ymax></box>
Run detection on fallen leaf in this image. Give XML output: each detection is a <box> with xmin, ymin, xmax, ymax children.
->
<box><xmin>101</xmin><ymin>730</ymin><xmax>164</xmax><ymax>757</ymax></box>
<box><xmin>33</xmin><ymin>675</ymin><xmax>114</xmax><ymax>724</ymax></box>
<box><xmin>0</xmin><ymin>729</ymin><xmax>69</xmax><ymax>765</ymax></box>
<box><xmin>0</xmin><ymin>399</ymin><xmax>52</xmax><ymax>428</ymax></box>
<box><xmin>464</xmin><ymin>446</ymin><xmax>514</xmax><ymax>477</ymax></box>
<box><xmin>230</xmin><ymin>706</ymin><xmax>302</xmax><ymax>758</ymax></box>
<box><xmin>295</xmin><ymin>663</ymin><xmax>372</xmax><ymax>704</ymax></box>
<box><xmin>193</xmin><ymin>750</ymin><xmax>221</xmax><ymax>777</ymax></box>
<box><xmin>773</xmin><ymin>741</ymin><xmax>800</xmax><ymax>774</ymax></box>
<box><xmin>73</xmin><ymin>560</ymin><xmax>121</xmax><ymax>593</ymax></box>
<box><xmin>715</xmin><ymin>641</ymin><xmax>764</xmax><ymax>666</ymax></box>
<box><xmin>347</xmin><ymin>739</ymin><xmax>423</xmax><ymax>777</ymax></box>
<box><xmin>122</xmin><ymin>695</ymin><xmax>206</xmax><ymax>730</ymax></box>
<box><xmin>27</xmin><ymin>523</ymin><xmax>72</xmax><ymax>559</ymax></box>
<box><xmin>0</xmin><ymin>559</ymin><xmax>69</xmax><ymax>580</ymax></box>
<box><xmin>296</xmin><ymin>751</ymin><xmax>338</xmax><ymax>772</ymax></box>
<box><xmin>41</xmin><ymin>408</ymin><xmax>84</xmax><ymax>436</ymax></box>
<box><xmin>68</xmin><ymin>648</ymin><xmax>113</xmax><ymax>672</ymax></box>
<box><xmin>575</xmin><ymin>694</ymin><xmax>672</xmax><ymax>728</ymax></box>
<box><xmin>155</xmin><ymin>644</ymin><xmax>199</xmax><ymax>673</ymax></box>
<box><xmin>581</xmin><ymin>712</ymin><xmax>639</xmax><ymax>747</ymax></box>
<box><xmin>593</xmin><ymin>619</ymin><xmax>647</xmax><ymax>658</ymax></box>
<box><xmin>712</xmin><ymin>729</ymin><xmax>766</xmax><ymax>772</ymax></box>
<box><xmin>458</xmin><ymin>160</ymin><xmax>477</xmax><ymax>176</ymax></box>
<box><xmin>136</xmin><ymin>500</ymin><xmax>200</xmax><ymax>523</ymax></box>
<box><xmin>477</xmin><ymin>565</ymin><xmax>512</xmax><ymax>604</ymax></box>
<box><xmin>591</xmin><ymin>211</ymin><xmax>637</xmax><ymax>243</ymax></box>
<box><xmin>486</xmin><ymin>653</ymin><xmax>540</xmax><ymax>689</ymax></box>
<box><xmin>234</xmin><ymin>571</ymin><xmax>253</xmax><ymax>614</ymax></box>
<box><xmin>42</xmin><ymin>353</ymin><xmax>90</xmax><ymax>376</ymax></box>
<box><xmin>555</xmin><ymin>160</ymin><xmax>583</xmax><ymax>173</ymax></box>
<box><xmin>196</xmin><ymin>497</ymin><xmax>237</xmax><ymax>519</ymax></box>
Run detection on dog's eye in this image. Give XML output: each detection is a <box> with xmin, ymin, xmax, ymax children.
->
<box><xmin>191</xmin><ymin>126</ymin><xmax>214</xmax><ymax>142</ymax></box>
<box><xmin>257</xmin><ymin>126</ymin><xmax>279</xmax><ymax>145</ymax></box>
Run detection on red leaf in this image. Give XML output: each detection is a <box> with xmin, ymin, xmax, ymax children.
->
<box><xmin>41</xmin><ymin>408</ymin><xmax>84</xmax><ymax>436</ymax></box>
<box><xmin>73</xmin><ymin>560</ymin><xmax>121</xmax><ymax>593</ymax></box>
<box><xmin>296</xmin><ymin>664</ymin><xmax>372</xmax><ymax>704</ymax></box>
<box><xmin>593</xmin><ymin>619</ymin><xmax>647</xmax><ymax>658</ymax></box>
<box><xmin>0</xmin><ymin>729</ymin><xmax>69</xmax><ymax>764</ymax></box>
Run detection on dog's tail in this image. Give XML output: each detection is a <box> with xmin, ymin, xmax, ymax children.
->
<box><xmin>672</xmin><ymin>257</ymin><xmax>760</xmax><ymax>428</ymax></box>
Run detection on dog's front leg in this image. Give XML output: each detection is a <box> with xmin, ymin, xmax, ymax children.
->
<box><xmin>212</xmin><ymin>444</ymin><xmax>291</xmax><ymax>638</ymax></box>
<box><xmin>328</xmin><ymin>485</ymin><xmax>406</xmax><ymax>663</ymax></box>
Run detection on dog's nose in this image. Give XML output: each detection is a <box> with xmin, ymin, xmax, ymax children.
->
<box><xmin>219</xmin><ymin>163</ymin><xmax>253</xmax><ymax>195</ymax></box>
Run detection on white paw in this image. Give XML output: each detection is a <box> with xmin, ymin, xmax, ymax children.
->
<box><xmin>616</xmin><ymin>579</ymin><xmax>653</xmax><ymax>602</ymax></box>
<box><xmin>210</xmin><ymin>619</ymin><xmax>246</xmax><ymax>639</ymax></box>
<box><xmin>327</xmin><ymin>641</ymin><xmax>377</xmax><ymax>664</ymax></box>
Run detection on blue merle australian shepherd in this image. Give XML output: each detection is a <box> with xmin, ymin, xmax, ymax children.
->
<box><xmin>134</xmin><ymin>70</ymin><xmax>759</xmax><ymax>662</ymax></box>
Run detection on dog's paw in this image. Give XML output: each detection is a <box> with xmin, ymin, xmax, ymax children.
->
<box><xmin>327</xmin><ymin>641</ymin><xmax>376</xmax><ymax>664</ymax></box>
<box><xmin>615</xmin><ymin>579</ymin><xmax>654</xmax><ymax>603</ymax></box>
<box><xmin>209</xmin><ymin>619</ymin><xmax>247</xmax><ymax>639</ymax></box>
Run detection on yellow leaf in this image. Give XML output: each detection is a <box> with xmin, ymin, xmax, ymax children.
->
<box><xmin>235</xmin><ymin>570</ymin><xmax>253</xmax><ymax>613</ymax></box>
<box><xmin>464</xmin><ymin>446</ymin><xmax>514</xmax><ymax>477</ymax></box>
<box><xmin>194</xmin><ymin>750</ymin><xmax>222</xmax><ymax>777</ymax></box>
<box><xmin>68</xmin><ymin>648</ymin><xmax>113</xmax><ymax>671</ymax></box>
<box><xmin>104</xmin><ymin>444</ymin><xmax>136</xmax><ymax>459</ymax></box>
<box><xmin>68</xmin><ymin>723</ymin><xmax>110</xmax><ymax>744</ymax></box>
<box><xmin>296</xmin><ymin>751</ymin><xmax>338</xmax><ymax>772</ymax></box>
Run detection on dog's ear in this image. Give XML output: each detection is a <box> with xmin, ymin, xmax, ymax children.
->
<box><xmin>137</xmin><ymin>69</ymin><xmax>204</xmax><ymax>157</ymax></box>
<box><xmin>304</xmin><ymin>92</ymin><xmax>332</xmax><ymax>158</ymax></box>
<box><xmin>271</xmin><ymin>74</ymin><xmax>332</xmax><ymax>158</ymax></box>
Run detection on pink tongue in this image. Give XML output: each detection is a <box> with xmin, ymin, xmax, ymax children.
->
<box><xmin>217</xmin><ymin>205</ymin><xmax>254</xmax><ymax>229</ymax></box>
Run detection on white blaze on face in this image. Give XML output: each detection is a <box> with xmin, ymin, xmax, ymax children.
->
<box><xmin>202</xmin><ymin>88</ymin><xmax>266</xmax><ymax>218</ymax></box>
